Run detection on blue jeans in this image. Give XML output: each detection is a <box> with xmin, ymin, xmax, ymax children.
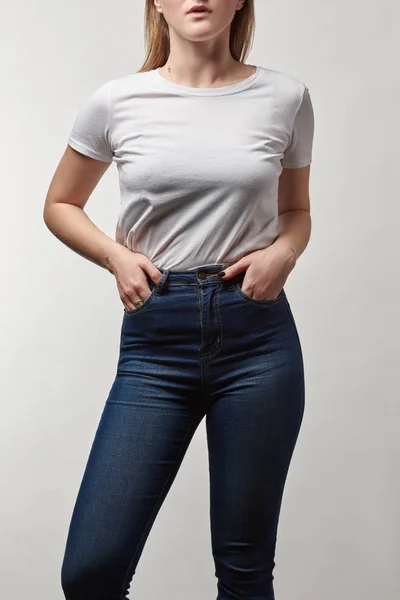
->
<box><xmin>61</xmin><ymin>264</ymin><xmax>305</xmax><ymax>600</ymax></box>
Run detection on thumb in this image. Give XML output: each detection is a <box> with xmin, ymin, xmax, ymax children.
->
<box><xmin>141</xmin><ymin>259</ymin><xmax>163</xmax><ymax>284</ymax></box>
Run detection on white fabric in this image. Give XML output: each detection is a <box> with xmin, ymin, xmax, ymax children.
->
<box><xmin>68</xmin><ymin>65</ymin><xmax>314</xmax><ymax>271</ymax></box>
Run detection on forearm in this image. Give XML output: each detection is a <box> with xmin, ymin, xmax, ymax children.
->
<box><xmin>272</xmin><ymin>209</ymin><xmax>312</xmax><ymax>264</ymax></box>
<box><xmin>43</xmin><ymin>202</ymin><xmax>126</xmax><ymax>274</ymax></box>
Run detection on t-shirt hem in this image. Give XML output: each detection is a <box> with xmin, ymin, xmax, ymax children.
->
<box><xmin>68</xmin><ymin>137</ymin><xmax>113</xmax><ymax>162</ymax></box>
<box><xmin>281</xmin><ymin>158</ymin><xmax>312</xmax><ymax>169</ymax></box>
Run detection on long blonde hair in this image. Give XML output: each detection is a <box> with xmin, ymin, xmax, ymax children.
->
<box><xmin>137</xmin><ymin>0</ymin><xmax>255</xmax><ymax>72</ymax></box>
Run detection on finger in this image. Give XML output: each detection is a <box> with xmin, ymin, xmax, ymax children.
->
<box><xmin>217</xmin><ymin>260</ymin><xmax>247</xmax><ymax>279</ymax></box>
<box><xmin>126</xmin><ymin>289</ymin><xmax>151</xmax><ymax>311</ymax></box>
<box><xmin>140</xmin><ymin>259</ymin><xmax>163</xmax><ymax>285</ymax></box>
<box><xmin>124</xmin><ymin>277</ymin><xmax>152</xmax><ymax>311</ymax></box>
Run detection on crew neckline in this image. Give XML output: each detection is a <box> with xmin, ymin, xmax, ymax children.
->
<box><xmin>150</xmin><ymin>65</ymin><xmax>261</xmax><ymax>96</ymax></box>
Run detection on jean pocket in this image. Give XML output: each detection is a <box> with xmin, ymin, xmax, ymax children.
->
<box><xmin>123</xmin><ymin>283</ymin><xmax>158</xmax><ymax>316</ymax></box>
<box><xmin>232</xmin><ymin>283</ymin><xmax>285</xmax><ymax>306</ymax></box>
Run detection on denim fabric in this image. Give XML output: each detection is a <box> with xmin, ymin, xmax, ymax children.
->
<box><xmin>61</xmin><ymin>264</ymin><xmax>305</xmax><ymax>600</ymax></box>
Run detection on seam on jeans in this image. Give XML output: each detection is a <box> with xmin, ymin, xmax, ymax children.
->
<box><xmin>283</xmin><ymin>296</ymin><xmax>303</xmax><ymax>353</ymax></box>
<box><xmin>201</xmin><ymin>285</ymin><xmax>222</xmax><ymax>360</ymax></box>
<box><xmin>283</xmin><ymin>297</ymin><xmax>306</xmax><ymax>441</ymax></box>
<box><xmin>162</xmin><ymin>283</ymin><xmax>198</xmax><ymax>286</ymax></box>
<box><xmin>119</xmin><ymin>416</ymin><xmax>202</xmax><ymax>599</ymax></box>
<box><xmin>194</xmin><ymin>285</ymin><xmax>205</xmax><ymax>393</ymax></box>
<box><xmin>198</xmin><ymin>285</ymin><xmax>205</xmax><ymax>359</ymax></box>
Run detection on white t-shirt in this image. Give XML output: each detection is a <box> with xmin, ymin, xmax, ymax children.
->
<box><xmin>68</xmin><ymin>65</ymin><xmax>314</xmax><ymax>271</ymax></box>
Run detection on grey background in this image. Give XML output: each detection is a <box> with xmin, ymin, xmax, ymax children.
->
<box><xmin>1</xmin><ymin>0</ymin><xmax>399</xmax><ymax>598</ymax></box>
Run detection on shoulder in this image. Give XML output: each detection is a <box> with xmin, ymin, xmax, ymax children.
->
<box><xmin>256</xmin><ymin>65</ymin><xmax>309</xmax><ymax>109</ymax></box>
<box><xmin>96</xmin><ymin>70</ymin><xmax>154</xmax><ymax>97</ymax></box>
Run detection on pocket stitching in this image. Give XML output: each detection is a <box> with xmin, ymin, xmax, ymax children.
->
<box><xmin>232</xmin><ymin>283</ymin><xmax>284</xmax><ymax>306</ymax></box>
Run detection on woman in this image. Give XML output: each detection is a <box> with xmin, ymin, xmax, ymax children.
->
<box><xmin>44</xmin><ymin>1</ymin><xmax>314</xmax><ymax>598</ymax></box>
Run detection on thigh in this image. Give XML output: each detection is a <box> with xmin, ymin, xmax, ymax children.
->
<box><xmin>61</xmin><ymin>365</ymin><xmax>204</xmax><ymax>599</ymax></box>
<box><xmin>205</xmin><ymin>290</ymin><xmax>305</xmax><ymax>599</ymax></box>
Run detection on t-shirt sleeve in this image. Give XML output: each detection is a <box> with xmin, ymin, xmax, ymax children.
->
<box><xmin>281</xmin><ymin>85</ymin><xmax>314</xmax><ymax>169</ymax></box>
<box><xmin>68</xmin><ymin>81</ymin><xmax>114</xmax><ymax>162</ymax></box>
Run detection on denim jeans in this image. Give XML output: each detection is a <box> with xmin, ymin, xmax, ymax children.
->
<box><xmin>61</xmin><ymin>263</ymin><xmax>305</xmax><ymax>600</ymax></box>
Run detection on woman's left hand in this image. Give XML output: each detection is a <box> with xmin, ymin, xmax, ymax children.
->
<box><xmin>218</xmin><ymin>245</ymin><xmax>296</xmax><ymax>301</ymax></box>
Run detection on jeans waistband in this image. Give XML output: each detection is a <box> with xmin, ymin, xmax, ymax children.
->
<box><xmin>152</xmin><ymin>263</ymin><xmax>245</xmax><ymax>295</ymax></box>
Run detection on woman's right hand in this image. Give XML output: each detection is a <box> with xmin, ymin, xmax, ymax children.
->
<box><xmin>108</xmin><ymin>247</ymin><xmax>163</xmax><ymax>312</ymax></box>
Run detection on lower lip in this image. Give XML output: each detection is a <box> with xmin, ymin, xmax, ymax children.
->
<box><xmin>187</xmin><ymin>11</ymin><xmax>211</xmax><ymax>18</ymax></box>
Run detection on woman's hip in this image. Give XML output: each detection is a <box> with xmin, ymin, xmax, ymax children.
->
<box><xmin>118</xmin><ymin>264</ymin><xmax>304</xmax><ymax>386</ymax></box>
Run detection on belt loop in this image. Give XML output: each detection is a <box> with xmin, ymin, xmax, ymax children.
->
<box><xmin>155</xmin><ymin>270</ymin><xmax>169</xmax><ymax>296</ymax></box>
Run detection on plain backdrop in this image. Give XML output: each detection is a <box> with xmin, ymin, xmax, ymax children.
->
<box><xmin>1</xmin><ymin>0</ymin><xmax>399</xmax><ymax>598</ymax></box>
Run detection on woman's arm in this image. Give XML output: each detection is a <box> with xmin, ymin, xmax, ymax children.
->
<box><xmin>43</xmin><ymin>145</ymin><xmax>127</xmax><ymax>275</ymax></box>
<box><xmin>272</xmin><ymin>164</ymin><xmax>312</xmax><ymax>265</ymax></box>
